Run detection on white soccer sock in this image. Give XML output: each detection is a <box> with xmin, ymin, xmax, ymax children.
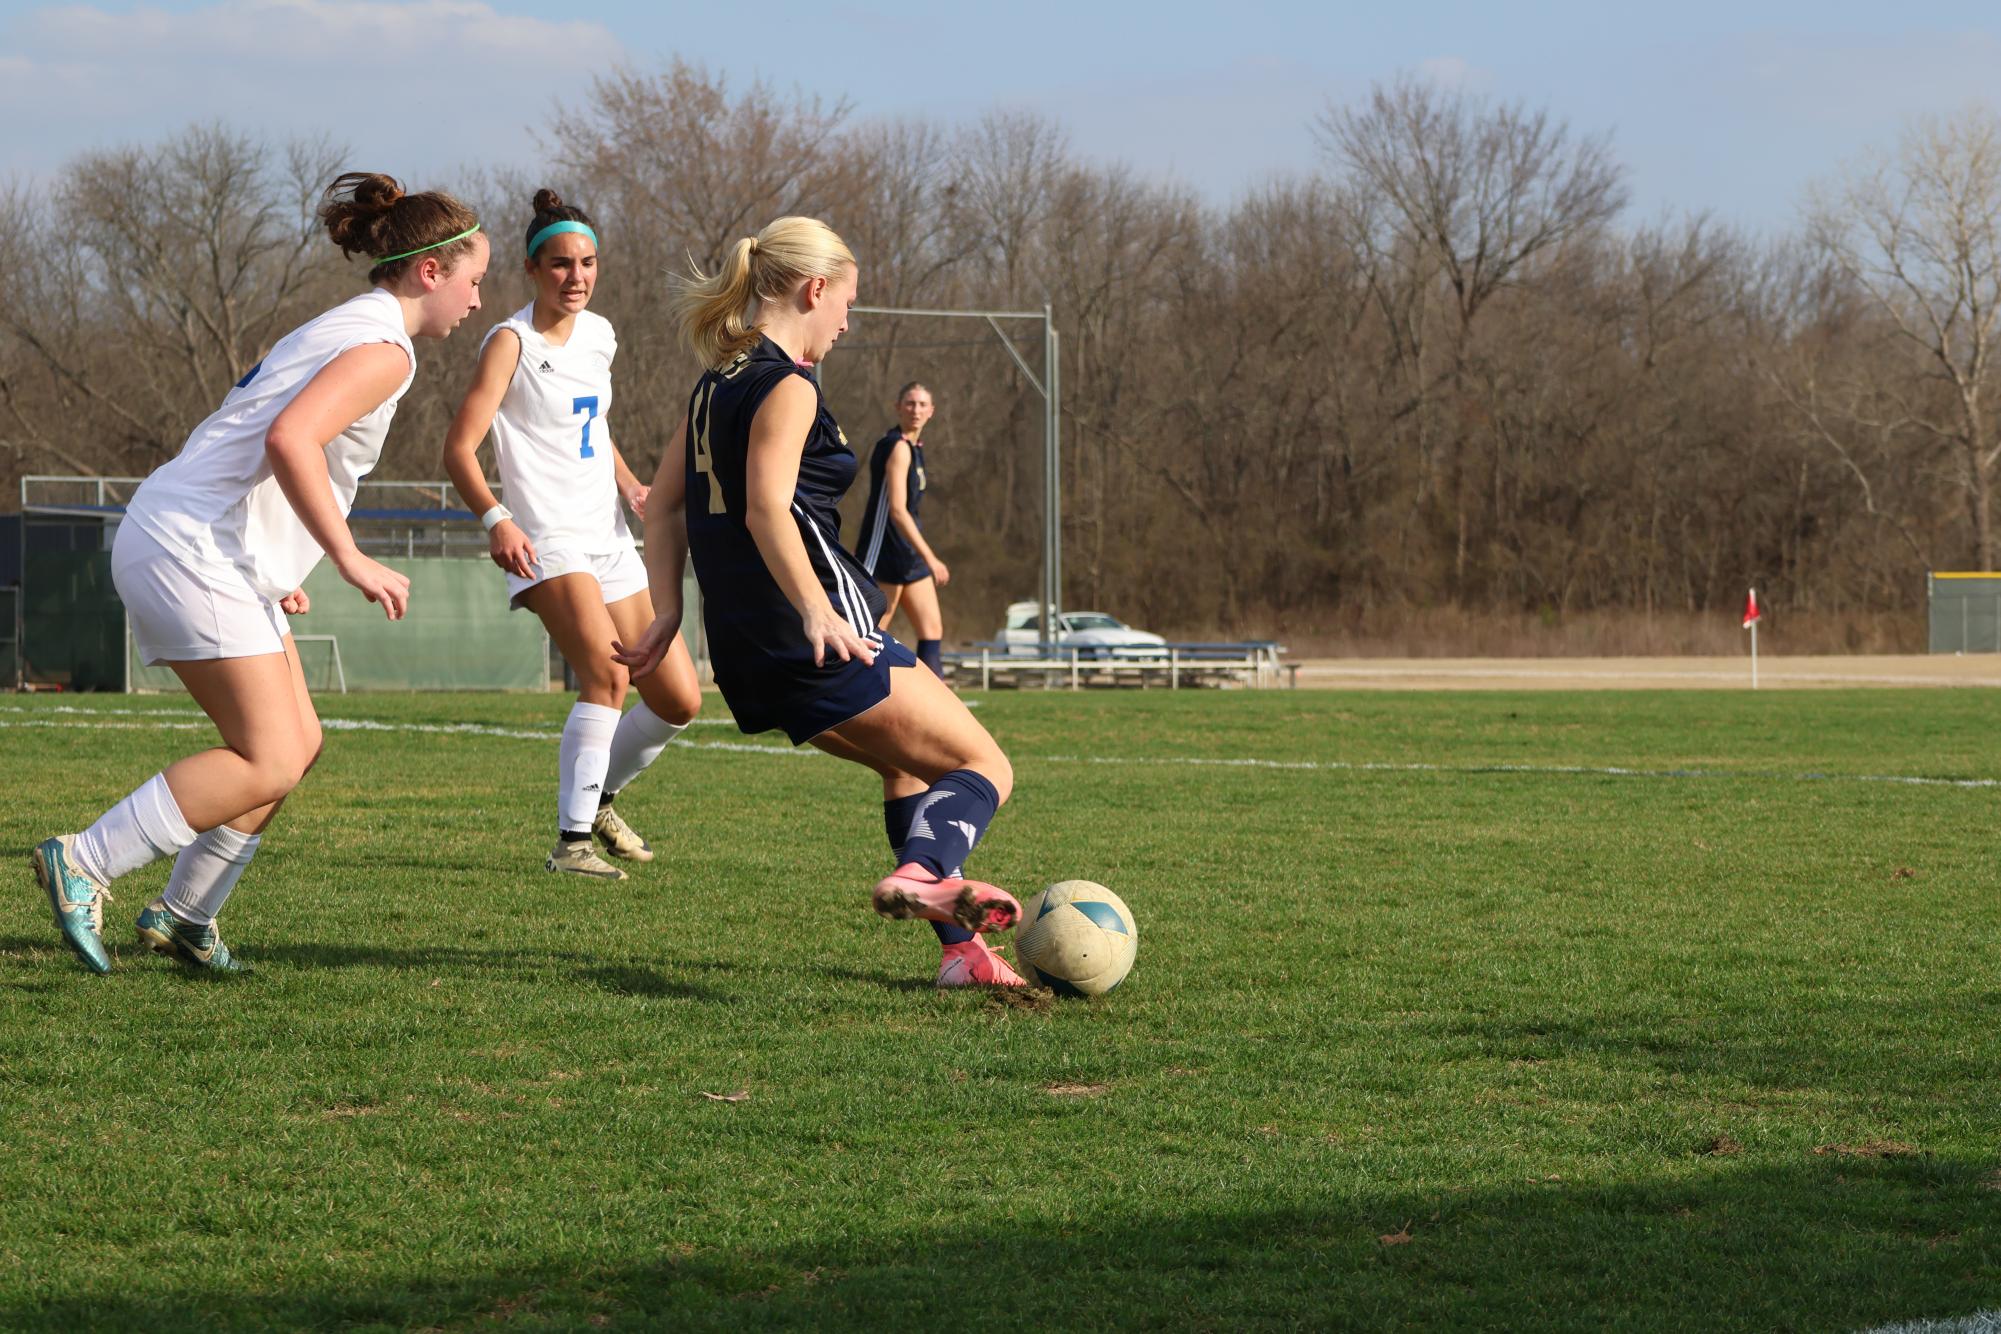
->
<box><xmin>604</xmin><ymin>703</ymin><xmax>687</xmax><ymax>796</ymax></box>
<box><xmin>162</xmin><ymin>824</ymin><xmax>260</xmax><ymax>926</ymax></box>
<box><xmin>71</xmin><ymin>772</ymin><xmax>198</xmax><ymax>885</ymax></box>
<box><xmin>558</xmin><ymin>701</ymin><xmax>620</xmax><ymax>832</ymax></box>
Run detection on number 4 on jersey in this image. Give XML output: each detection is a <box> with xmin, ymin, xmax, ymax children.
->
<box><xmin>689</xmin><ymin>382</ymin><xmax>724</xmax><ymax>514</ymax></box>
<box><xmin>572</xmin><ymin>395</ymin><xmax>600</xmax><ymax>459</ymax></box>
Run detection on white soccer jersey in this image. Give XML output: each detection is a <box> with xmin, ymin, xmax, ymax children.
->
<box><xmin>124</xmin><ymin>289</ymin><xmax>416</xmax><ymax>599</ymax></box>
<box><xmin>485</xmin><ymin>306</ymin><xmax>630</xmax><ymax>553</ymax></box>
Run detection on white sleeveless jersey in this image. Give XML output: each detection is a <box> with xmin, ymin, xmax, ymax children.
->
<box><xmin>485</xmin><ymin>306</ymin><xmax>630</xmax><ymax>553</ymax></box>
<box><xmin>125</xmin><ymin>289</ymin><xmax>416</xmax><ymax>599</ymax></box>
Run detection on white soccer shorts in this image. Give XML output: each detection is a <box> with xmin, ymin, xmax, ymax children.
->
<box><xmin>112</xmin><ymin>522</ymin><xmax>289</xmax><ymax>665</ymax></box>
<box><xmin>504</xmin><ymin>542</ymin><xmax>650</xmax><ymax>611</ymax></box>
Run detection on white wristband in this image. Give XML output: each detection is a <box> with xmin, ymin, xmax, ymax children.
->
<box><xmin>480</xmin><ymin>504</ymin><xmax>513</xmax><ymax>532</ymax></box>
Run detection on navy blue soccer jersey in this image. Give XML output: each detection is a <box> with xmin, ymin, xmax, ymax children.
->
<box><xmin>854</xmin><ymin>428</ymin><xmax>930</xmax><ymax>581</ymax></box>
<box><xmin>684</xmin><ymin>337</ymin><xmax>893</xmax><ymax>730</ymax></box>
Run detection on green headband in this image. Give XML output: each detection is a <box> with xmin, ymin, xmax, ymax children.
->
<box><xmin>528</xmin><ymin>219</ymin><xmax>599</xmax><ymax>257</ymax></box>
<box><xmin>373</xmin><ymin>223</ymin><xmax>482</xmax><ymax>266</ymax></box>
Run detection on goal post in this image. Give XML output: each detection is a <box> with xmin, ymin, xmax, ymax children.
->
<box><xmin>848</xmin><ymin>304</ymin><xmax>1062</xmax><ymax>644</ymax></box>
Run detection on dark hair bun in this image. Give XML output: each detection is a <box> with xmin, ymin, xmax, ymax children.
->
<box><xmin>319</xmin><ymin>171</ymin><xmax>479</xmax><ymax>273</ymax></box>
<box><xmin>524</xmin><ymin>188</ymin><xmax>596</xmax><ymax>256</ymax></box>
<box><xmin>347</xmin><ymin>173</ymin><xmax>404</xmax><ymax>211</ymax></box>
<box><xmin>321</xmin><ymin>172</ymin><xmax>407</xmax><ymax>254</ymax></box>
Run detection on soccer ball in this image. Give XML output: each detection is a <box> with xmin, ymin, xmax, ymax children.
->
<box><xmin>1014</xmin><ymin>880</ymin><xmax>1137</xmax><ymax>996</ymax></box>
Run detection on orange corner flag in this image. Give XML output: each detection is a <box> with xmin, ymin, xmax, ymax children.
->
<box><xmin>1742</xmin><ymin>588</ymin><xmax>1761</xmax><ymax>629</ymax></box>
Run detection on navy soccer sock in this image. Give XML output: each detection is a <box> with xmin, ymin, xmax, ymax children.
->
<box><xmin>916</xmin><ymin>639</ymin><xmax>943</xmax><ymax>677</ymax></box>
<box><xmin>899</xmin><ymin>769</ymin><xmax>999</xmax><ymax>879</ymax></box>
<box><xmin>885</xmin><ymin>788</ymin><xmax>978</xmax><ymax>945</ymax></box>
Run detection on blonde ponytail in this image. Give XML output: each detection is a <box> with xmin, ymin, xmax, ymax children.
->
<box><xmin>671</xmin><ymin>217</ymin><xmax>856</xmax><ymax>368</ymax></box>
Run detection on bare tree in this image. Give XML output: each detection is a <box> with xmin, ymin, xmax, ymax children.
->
<box><xmin>0</xmin><ymin>124</ymin><xmax>345</xmax><ymax>476</ymax></box>
<box><xmin>1318</xmin><ymin>77</ymin><xmax>1628</xmax><ymax>596</ymax></box>
<box><xmin>1803</xmin><ymin>106</ymin><xmax>2001</xmax><ymax>568</ymax></box>
<box><xmin>549</xmin><ymin>62</ymin><xmax>854</xmax><ymax>278</ymax></box>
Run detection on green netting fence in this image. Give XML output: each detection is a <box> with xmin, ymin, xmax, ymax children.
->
<box><xmin>1928</xmin><ymin>573</ymin><xmax>2001</xmax><ymax>653</ymax></box>
<box><xmin>23</xmin><ymin>552</ymin><xmax>550</xmax><ymax>691</ymax></box>
<box><xmin>22</xmin><ymin>550</ymin><xmax>127</xmax><ymax>691</ymax></box>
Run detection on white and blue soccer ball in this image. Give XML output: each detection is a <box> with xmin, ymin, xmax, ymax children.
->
<box><xmin>1014</xmin><ymin>880</ymin><xmax>1137</xmax><ymax>996</ymax></box>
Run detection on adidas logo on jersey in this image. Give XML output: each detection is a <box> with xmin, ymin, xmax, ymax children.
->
<box><xmin>539</xmin><ymin>360</ymin><xmax>553</xmax><ymax>372</ymax></box>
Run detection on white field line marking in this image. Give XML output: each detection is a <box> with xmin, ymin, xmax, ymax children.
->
<box><xmin>0</xmin><ymin>714</ymin><xmax>800</xmax><ymax>755</ymax></box>
<box><xmin>1857</xmin><ymin>1311</ymin><xmax>2001</xmax><ymax>1334</ymax></box>
<box><xmin>1029</xmin><ymin>753</ymin><xmax>2001</xmax><ymax>789</ymax></box>
<box><xmin>7</xmin><ymin>713</ymin><xmax>1998</xmax><ymax>787</ymax></box>
<box><xmin>1300</xmin><ymin>665</ymin><xmax>2001</xmax><ymax>687</ymax></box>
<box><xmin>0</xmin><ymin>719</ymin><xmax>209</xmax><ymax>731</ymax></box>
<box><xmin>319</xmin><ymin>718</ymin><xmax>812</xmax><ymax>756</ymax></box>
<box><xmin>0</xmin><ymin>704</ymin><xmax>738</xmax><ymax>727</ymax></box>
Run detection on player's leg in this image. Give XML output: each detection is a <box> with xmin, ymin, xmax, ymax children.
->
<box><xmin>817</xmin><ymin>664</ymin><xmax>1018</xmax><ymax>932</ymax></box>
<box><xmin>899</xmin><ymin>576</ymin><xmax>944</xmax><ymax>677</ymax></box>
<box><xmin>875</xmin><ymin>580</ymin><xmax>906</xmax><ymax>632</ymax></box>
<box><xmin>594</xmin><ymin>585</ymin><xmax>703</xmax><ymax>862</ymax></box>
<box><xmin>810</xmin><ymin>721</ymin><xmax>1022</xmax><ymax>986</ymax></box>
<box><xmin>33</xmin><ymin>648</ymin><xmax>312</xmax><ymax>973</ymax></box>
<box><xmin>522</xmin><ymin>574</ymin><xmax>630</xmax><ymax>880</ymax></box>
<box><xmin>138</xmin><ymin>638</ymin><xmax>322</xmax><ymax>972</ymax></box>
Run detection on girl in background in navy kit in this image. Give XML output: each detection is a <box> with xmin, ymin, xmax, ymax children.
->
<box><xmin>616</xmin><ymin>216</ymin><xmax>1027</xmax><ymax>987</ymax></box>
<box><xmin>31</xmin><ymin>172</ymin><xmax>488</xmax><ymax>974</ymax></box>
<box><xmin>442</xmin><ymin>189</ymin><xmax>702</xmax><ymax>882</ymax></box>
<box><xmin>854</xmin><ymin>382</ymin><xmax>949</xmax><ymax>676</ymax></box>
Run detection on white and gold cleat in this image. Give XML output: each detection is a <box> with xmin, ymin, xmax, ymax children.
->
<box><xmin>591</xmin><ymin>805</ymin><xmax>654</xmax><ymax>863</ymax></box>
<box><xmin>546</xmin><ymin>838</ymin><xmax>628</xmax><ymax>881</ymax></box>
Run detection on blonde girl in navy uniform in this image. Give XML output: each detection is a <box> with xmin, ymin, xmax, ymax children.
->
<box><xmin>31</xmin><ymin>173</ymin><xmax>489</xmax><ymax>973</ymax></box>
<box><xmin>615</xmin><ymin>217</ymin><xmax>1027</xmax><ymax>987</ymax></box>
<box><xmin>854</xmin><ymin>382</ymin><xmax>949</xmax><ymax>676</ymax></box>
<box><xmin>442</xmin><ymin>189</ymin><xmax>702</xmax><ymax>880</ymax></box>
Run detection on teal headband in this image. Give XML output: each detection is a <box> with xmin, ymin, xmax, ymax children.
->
<box><xmin>373</xmin><ymin>223</ymin><xmax>481</xmax><ymax>266</ymax></box>
<box><xmin>528</xmin><ymin>220</ymin><xmax>599</xmax><ymax>257</ymax></box>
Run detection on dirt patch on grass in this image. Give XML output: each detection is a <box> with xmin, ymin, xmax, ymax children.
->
<box><xmin>1699</xmin><ymin>1134</ymin><xmax>1743</xmax><ymax>1157</ymax></box>
<box><xmin>1045</xmin><ymin>1082</ymin><xmax>1111</xmax><ymax>1098</ymax></box>
<box><xmin>983</xmin><ymin>987</ymin><xmax>1054</xmax><ymax>1015</ymax></box>
<box><xmin>1813</xmin><ymin>1139</ymin><xmax>1920</xmax><ymax>1158</ymax></box>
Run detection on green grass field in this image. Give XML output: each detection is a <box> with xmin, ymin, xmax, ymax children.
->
<box><xmin>3</xmin><ymin>688</ymin><xmax>1999</xmax><ymax>1331</ymax></box>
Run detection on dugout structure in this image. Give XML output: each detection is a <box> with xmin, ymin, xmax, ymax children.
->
<box><xmin>15</xmin><ymin>476</ymin><xmax>700</xmax><ymax>692</ymax></box>
<box><xmin>848</xmin><ymin>304</ymin><xmax>1063</xmax><ymax>641</ymax></box>
<box><xmin>1928</xmin><ymin>572</ymin><xmax>2001</xmax><ymax>653</ymax></box>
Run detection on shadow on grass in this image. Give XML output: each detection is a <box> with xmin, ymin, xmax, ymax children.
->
<box><xmin>1</xmin><ymin>934</ymin><xmax>750</xmax><ymax>1001</ymax></box>
<box><xmin>811</xmin><ymin>963</ymin><xmax>935</xmax><ymax>994</ymax></box>
<box><xmin>1429</xmin><ymin>1011</ymin><xmax>2001</xmax><ymax>1097</ymax></box>
<box><xmin>222</xmin><ymin>942</ymin><xmax>737</xmax><ymax>1003</ymax></box>
<box><xmin>8</xmin><ymin>1160</ymin><xmax>1999</xmax><ymax>1331</ymax></box>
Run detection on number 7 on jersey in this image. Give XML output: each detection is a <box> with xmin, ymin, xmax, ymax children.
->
<box><xmin>572</xmin><ymin>395</ymin><xmax>600</xmax><ymax>459</ymax></box>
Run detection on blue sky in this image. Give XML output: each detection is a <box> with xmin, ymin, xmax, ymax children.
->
<box><xmin>3</xmin><ymin>0</ymin><xmax>1999</xmax><ymax>233</ymax></box>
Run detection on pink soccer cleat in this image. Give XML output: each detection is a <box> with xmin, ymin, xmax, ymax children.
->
<box><xmin>937</xmin><ymin>937</ymin><xmax>1027</xmax><ymax>988</ymax></box>
<box><xmin>872</xmin><ymin>862</ymin><xmax>1020</xmax><ymax>934</ymax></box>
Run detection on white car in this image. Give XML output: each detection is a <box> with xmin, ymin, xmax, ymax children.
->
<box><xmin>998</xmin><ymin>601</ymin><xmax>1168</xmax><ymax>659</ymax></box>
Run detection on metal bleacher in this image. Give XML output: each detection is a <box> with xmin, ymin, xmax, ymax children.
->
<box><xmin>943</xmin><ymin>641</ymin><xmax>1294</xmax><ymax>690</ymax></box>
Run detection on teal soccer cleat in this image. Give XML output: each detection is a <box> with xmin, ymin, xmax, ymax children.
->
<box><xmin>136</xmin><ymin>899</ymin><xmax>249</xmax><ymax>973</ymax></box>
<box><xmin>31</xmin><ymin>835</ymin><xmax>112</xmax><ymax>975</ymax></box>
